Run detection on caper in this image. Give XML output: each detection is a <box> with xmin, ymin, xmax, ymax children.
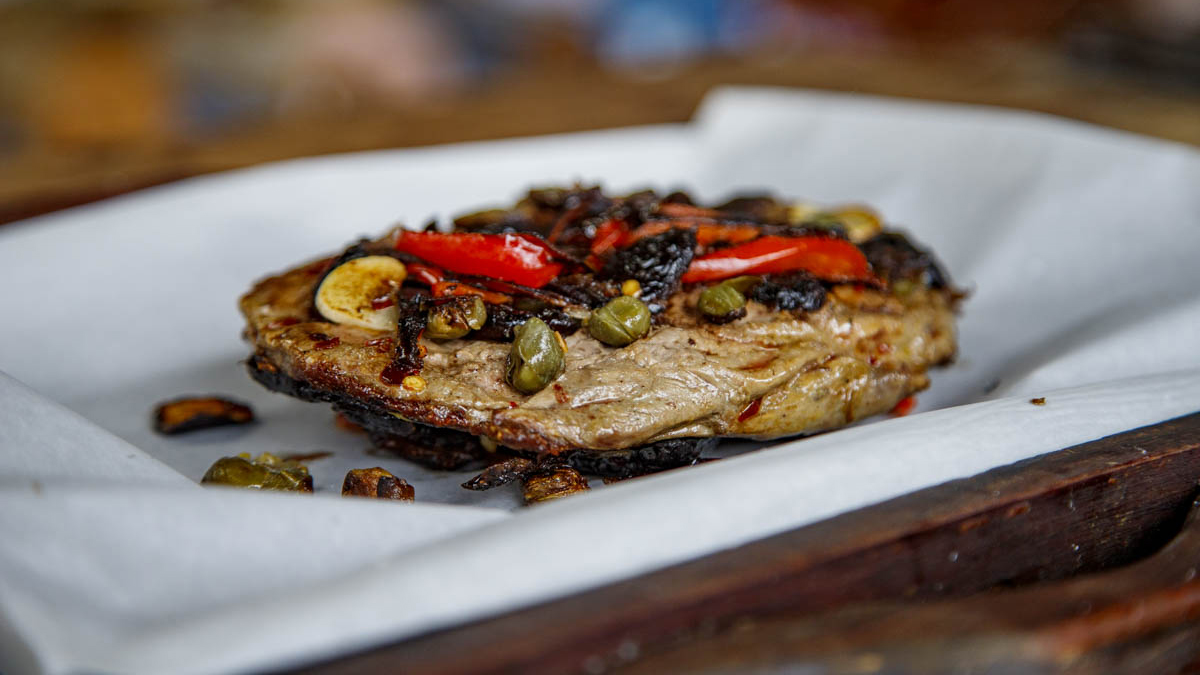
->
<box><xmin>723</xmin><ymin>275</ymin><xmax>762</xmax><ymax>293</ymax></box>
<box><xmin>514</xmin><ymin>297</ymin><xmax>548</xmax><ymax>312</ymax></box>
<box><xmin>506</xmin><ymin>317</ymin><xmax>565</xmax><ymax>394</ymax></box>
<box><xmin>201</xmin><ymin>453</ymin><xmax>313</xmax><ymax>492</ymax></box>
<box><xmin>587</xmin><ymin>295</ymin><xmax>651</xmax><ymax>347</ymax></box>
<box><xmin>698</xmin><ymin>282</ymin><xmax>748</xmax><ymax>324</ymax></box>
<box><xmin>426</xmin><ymin>296</ymin><xmax>487</xmax><ymax>340</ymax></box>
<box><xmin>891</xmin><ymin>279</ymin><xmax>917</xmax><ymax>297</ymax></box>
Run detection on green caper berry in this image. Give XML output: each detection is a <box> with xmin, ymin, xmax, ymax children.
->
<box><xmin>723</xmin><ymin>275</ymin><xmax>762</xmax><ymax>294</ymax></box>
<box><xmin>698</xmin><ymin>282</ymin><xmax>747</xmax><ymax>322</ymax></box>
<box><xmin>805</xmin><ymin>213</ymin><xmax>846</xmax><ymax>230</ymax></box>
<box><xmin>514</xmin><ymin>297</ymin><xmax>548</xmax><ymax>312</ymax></box>
<box><xmin>891</xmin><ymin>279</ymin><xmax>917</xmax><ymax>297</ymax></box>
<box><xmin>588</xmin><ymin>295</ymin><xmax>651</xmax><ymax>347</ymax></box>
<box><xmin>201</xmin><ymin>456</ymin><xmax>312</xmax><ymax>492</ymax></box>
<box><xmin>426</xmin><ymin>296</ymin><xmax>487</xmax><ymax>340</ymax></box>
<box><xmin>506</xmin><ymin>317</ymin><xmax>565</xmax><ymax>394</ymax></box>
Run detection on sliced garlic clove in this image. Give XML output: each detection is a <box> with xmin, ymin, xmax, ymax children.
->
<box><xmin>314</xmin><ymin>255</ymin><xmax>407</xmax><ymax>331</ymax></box>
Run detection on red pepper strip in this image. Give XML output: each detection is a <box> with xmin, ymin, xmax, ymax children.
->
<box><xmin>462</xmin><ymin>276</ymin><xmax>573</xmax><ymax>308</ymax></box>
<box><xmin>681</xmin><ymin>235</ymin><xmax>874</xmax><ymax>284</ymax></box>
<box><xmin>627</xmin><ymin>219</ymin><xmax>763</xmax><ymax>247</ymax></box>
<box><xmin>656</xmin><ymin>203</ymin><xmax>726</xmax><ymax>219</ymax></box>
<box><xmin>431</xmin><ymin>281</ymin><xmax>512</xmax><ymax>305</ymax></box>
<box><xmin>890</xmin><ymin>395</ymin><xmax>917</xmax><ymax>417</ymax></box>
<box><xmin>395</xmin><ymin>231</ymin><xmax>563</xmax><ymax>288</ymax></box>
<box><xmin>406</xmin><ymin>262</ymin><xmax>445</xmax><ymax>287</ymax></box>
<box><xmin>590</xmin><ymin>219</ymin><xmax>630</xmax><ymax>256</ymax></box>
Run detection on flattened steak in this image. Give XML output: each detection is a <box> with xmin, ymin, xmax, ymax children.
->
<box><xmin>240</xmin><ymin>187</ymin><xmax>961</xmax><ymax>481</ymax></box>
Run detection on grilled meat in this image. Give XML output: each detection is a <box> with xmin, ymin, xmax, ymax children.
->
<box><xmin>240</xmin><ymin>187</ymin><xmax>960</xmax><ymax>484</ymax></box>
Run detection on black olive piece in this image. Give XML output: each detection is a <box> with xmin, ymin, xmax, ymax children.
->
<box><xmin>748</xmin><ymin>273</ymin><xmax>828</xmax><ymax>312</ymax></box>
<box><xmin>474</xmin><ymin>304</ymin><xmax>581</xmax><ymax>342</ymax></box>
<box><xmin>859</xmin><ymin>231</ymin><xmax>951</xmax><ymax>288</ymax></box>
<box><xmin>601</xmin><ymin>227</ymin><xmax>696</xmax><ymax>309</ymax></box>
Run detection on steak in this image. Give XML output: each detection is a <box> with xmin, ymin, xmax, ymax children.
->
<box><xmin>240</xmin><ymin>187</ymin><xmax>960</xmax><ymax>480</ymax></box>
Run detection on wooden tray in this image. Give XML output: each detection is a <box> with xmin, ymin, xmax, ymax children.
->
<box><xmin>289</xmin><ymin>412</ymin><xmax>1200</xmax><ymax>674</ymax></box>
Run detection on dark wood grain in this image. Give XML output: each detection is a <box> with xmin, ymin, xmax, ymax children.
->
<box><xmin>618</xmin><ymin>496</ymin><xmax>1200</xmax><ymax>674</ymax></box>
<box><xmin>291</xmin><ymin>412</ymin><xmax>1200</xmax><ymax>675</ymax></box>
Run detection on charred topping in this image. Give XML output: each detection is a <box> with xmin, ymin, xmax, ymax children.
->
<box><xmin>474</xmin><ymin>303</ymin><xmax>581</xmax><ymax>342</ymax></box>
<box><xmin>452</xmin><ymin>208</ymin><xmax>539</xmax><ymax>235</ymax></box>
<box><xmin>748</xmin><ymin>272</ymin><xmax>828</xmax><ymax>312</ymax></box>
<box><xmin>601</xmin><ymin>227</ymin><xmax>696</xmax><ymax>311</ymax></box>
<box><xmin>543</xmin><ymin>274</ymin><xmax>621</xmax><ymax>309</ymax></box>
<box><xmin>859</xmin><ymin>231</ymin><xmax>950</xmax><ymax>288</ymax></box>
<box><xmin>382</xmin><ymin>295</ymin><xmax>429</xmax><ymax>382</ymax></box>
<box><xmin>712</xmin><ymin>194</ymin><xmax>791</xmax><ymax>224</ymax></box>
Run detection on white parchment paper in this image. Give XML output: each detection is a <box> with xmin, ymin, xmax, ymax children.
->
<box><xmin>1</xmin><ymin>87</ymin><xmax>1199</xmax><ymax>674</ymax></box>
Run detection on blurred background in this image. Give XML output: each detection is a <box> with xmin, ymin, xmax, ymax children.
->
<box><xmin>0</xmin><ymin>0</ymin><xmax>1197</xmax><ymax>223</ymax></box>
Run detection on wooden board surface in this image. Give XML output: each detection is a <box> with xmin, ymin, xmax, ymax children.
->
<box><xmin>287</xmin><ymin>412</ymin><xmax>1200</xmax><ymax>674</ymax></box>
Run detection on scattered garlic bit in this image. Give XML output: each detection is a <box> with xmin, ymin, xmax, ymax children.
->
<box><xmin>314</xmin><ymin>255</ymin><xmax>407</xmax><ymax>331</ymax></box>
<box><xmin>478</xmin><ymin>435</ymin><xmax>499</xmax><ymax>453</ymax></box>
<box><xmin>342</xmin><ymin>467</ymin><xmax>415</xmax><ymax>501</ymax></box>
<box><xmin>523</xmin><ymin>466</ymin><xmax>590</xmax><ymax>504</ymax></box>
<box><xmin>787</xmin><ymin>202</ymin><xmax>820</xmax><ymax>224</ymax></box>
<box><xmin>621</xmin><ymin>279</ymin><xmax>642</xmax><ymax>297</ymax></box>
<box><xmin>554</xmin><ymin>331</ymin><xmax>568</xmax><ymax>354</ymax></box>
<box><xmin>828</xmin><ymin>206</ymin><xmax>883</xmax><ymax>242</ymax></box>
<box><xmin>153</xmin><ymin>396</ymin><xmax>255</xmax><ymax>435</ymax></box>
<box><xmin>401</xmin><ymin>375</ymin><xmax>426</xmax><ymax>393</ymax></box>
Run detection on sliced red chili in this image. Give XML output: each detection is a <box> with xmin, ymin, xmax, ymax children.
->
<box><xmin>431</xmin><ymin>280</ymin><xmax>512</xmax><ymax>305</ymax></box>
<box><xmin>656</xmin><ymin>203</ymin><xmax>726</xmax><ymax>219</ymax></box>
<box><xmin>395</xmin><ymin>231</ymin><xmax>563</xmax><ymax>288</ymax></box>
<box><xmin>406</xmin><ymin>262</ymin><xmax>445</xmax><ymax>287</ymax></box>
<box><xmin>889</xmin><ymin>395</ymin><xmax>917</xmax><ymax>417</ymax></box>
<box><xmin>737</xmin><ymin>397</ymin><xmax>763</xmax><ymax>422</ymax></box>
<box><xmin>590</xmin><ymin>218</ymin><xmax>630</xmax><ymax>257</ymax></box>
<box><xmin>627</xmin><ymin>219</ymin><xmax>763</xmax><ymax>248</ymax></box>
<box><xmin>681</xmin><ymin>235</ymin><xmax>874</xmax><ymax>284</ymax></box>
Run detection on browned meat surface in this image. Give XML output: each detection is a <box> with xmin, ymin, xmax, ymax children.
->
<box><xmin>240</xmin><ymin>258</ymin><xmax>956</xmax><ymax>455</ymax></box>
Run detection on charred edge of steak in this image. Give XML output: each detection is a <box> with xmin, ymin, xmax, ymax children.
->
<box><xmin>248</xmin><ymin>355</ymin><xmax>490</xmax><ymax>470</ymax></box>
<box><xmin>474</xmin><ymin>303</ymin><xmax>582</xmax><ymax>342</ymax></box>
<box><xmin>860</xmin><ymin>231</ymin><xmax>950</xmax><ymax>288</ymax></box>
<box><xmin>462</xmin><ymin>457</ymin><xmax>536</xmax><ymax>490</ymax></box>
<box><xmin>749</xmin><ymin>272</ymin><xmax>828</xmax><ymax>313</ymax></box>
<box><xmin>601</xmin><ymin>227</ymin><xmax>696</xmax><ymax>311</ymax></box>
<box><xmin>248</xmin><ymin>355</ymin><xmax>718</xmax><ymax>478</ymax></box>
<box><xmin>564</xmin><ymin>437</ymin><xmax>717</xmax><ymax>479</ymax></box>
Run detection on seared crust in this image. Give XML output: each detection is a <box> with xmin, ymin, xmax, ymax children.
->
<box><xmin>241</xmin><ymin>256</ymin><xmax>957</xmax><ymax>454</ymax></box>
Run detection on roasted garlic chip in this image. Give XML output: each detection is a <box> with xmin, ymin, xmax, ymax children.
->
<box><xmin>342</xmin><ymin>467</ymin><xmax>415</xmax><ymax>501</ymax></box>
<box><xmin>153</xmin><ymin>396</ymin><xmax>255</xmax><ymax>435</ymax></box>
<box><xmin>522</xmin><ymin>466</ymin><xmax>590</xmax><ymax>504</ymax></box>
